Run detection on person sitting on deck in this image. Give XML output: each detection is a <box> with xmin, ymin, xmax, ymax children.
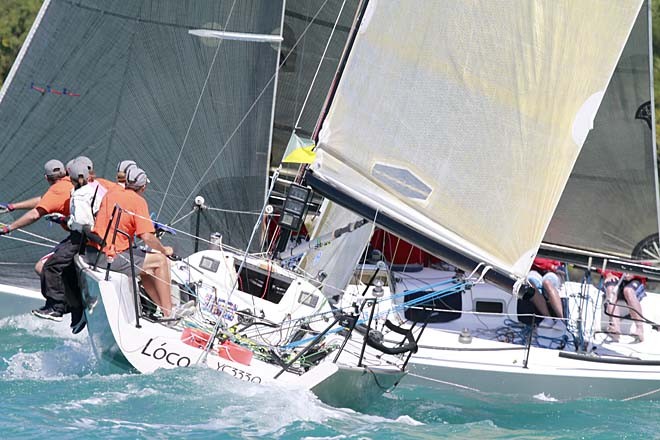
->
<box><xmin>526</xmin><ymin>257</ymin><xmax>565</xmax><ymax>328</ymax></box>
<box><xmin>0</xmin><ymin>160</ymin><xmax>73</xmax><ymax>273</ymax></box>
<box><xmin>84</xmin><ymin>167</ymin><xmax>175</xmax><ymax>317</ymax></box>
<box><xmin>600</xmin><ymin>270</ymin><xmax>646</xmax><ymax>342</ymax></box>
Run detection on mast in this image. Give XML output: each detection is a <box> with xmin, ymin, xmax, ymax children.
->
<box><xmin>311</xmin><ymin>0</ymin><xmax>370</xmax><ymax>142</ymax></box>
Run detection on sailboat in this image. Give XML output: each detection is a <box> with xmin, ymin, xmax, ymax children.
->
<box><xmin>0</xmin><ymin>0</ymin><xmax>411</xmax><ymax>408</ymax></box>
<box><xmin>0</xmin><ymin>0</ymin><xmax>361</xmax><ymax>316</ymax></box>
<box><xmin>299</xmin><ymin>0</ymin><xmax>660</xmax><ymax>400</ymax></box>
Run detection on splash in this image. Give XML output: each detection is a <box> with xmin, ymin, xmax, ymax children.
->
<box><xmin>0</xmin><ymin>313</ymin><xmax>96</xmax><ymax>380</ymax></box>
<box><xmin>532</xmin><ymin>393</ymin><xmax>559</xmax><ymax>402</ymax></box>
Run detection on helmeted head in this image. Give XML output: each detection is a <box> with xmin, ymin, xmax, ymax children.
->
<box><xmin>68</xmin><ymin>159</ymin><xmax>90</xmax><ymax>187</ymax></box>
<box><xmin>125</xmin><ymin>167</ymin><xmax>149</xmax><ymax>191</ymax></box>
<box><xmin>44</xmin><ymin>159</ymin><xmax>66</xmax><ymax>181</ymax></box>
<box><xmin>116</xmin><ymin>160</ymin><xmax>137</xmax><ymax>185</ymax></box>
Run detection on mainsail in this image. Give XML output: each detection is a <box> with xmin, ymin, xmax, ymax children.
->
<box><xmin>543</xmin><ymin>0</ymin><xmax>660</xmax><ymax>264</ymax></box>
<box><xmin>0</xmin><ymin>0</ymin><xmax>284</xmax><ymax>286</ymax></box>
<box><xmin>306</xmin><ymin>1</ymin><xmax>643</xmax><ymax>290</ymax></box>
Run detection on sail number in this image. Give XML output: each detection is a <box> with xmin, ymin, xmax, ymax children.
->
<box><xmin>217</xmin><ymin>363</ymin><xmax>262</xmax><ymax>383</ymax></box>
<box><xmin>140</xmin><ymin>339</ymin><xmax>262</xmax><ymax>383</ymax></box>
<box><xmin>141</xmin><ymin>338</ymin><xmax>191</xmax><ymax>367</ymax></box>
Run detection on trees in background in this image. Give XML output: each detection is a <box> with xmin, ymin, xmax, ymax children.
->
<box><xmin>0</xmin><ymin>0</ymin><xmax>41</xmax><ymax>88</ymax></box>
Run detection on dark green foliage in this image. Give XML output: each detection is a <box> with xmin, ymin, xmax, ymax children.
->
<box><xmin>0</xmin><ymin>0</ymin><xmax>41</xmax><ymax>88</ymax></box>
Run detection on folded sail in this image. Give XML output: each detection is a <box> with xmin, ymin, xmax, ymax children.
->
<box><xmin>543</xmin><ymin>0</ymin><xmax>660</xmax><ymax>262</ymax></box>
<box><xmin>308</xmin><ymin>1</ymin><xmax>642</xmax><ymax>286</ymax></box>
<box><xmin>0</xmin><ymin>0</ymin><xmax>284</xmax><ymax>286</ymax></box>
<box><xmin>298</xmin><ymin>200</ymin><xmax>372</xmax><ymax>299</ymax></box>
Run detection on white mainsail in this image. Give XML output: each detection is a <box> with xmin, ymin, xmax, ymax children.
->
<box><xmin>308</xmin><ymin>1</ymin><xmax>643</xmax><ymax>287</ymax></box>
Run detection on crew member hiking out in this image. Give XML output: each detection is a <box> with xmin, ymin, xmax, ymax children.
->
<box><xmin>84</xmin><ymin>167</ymin><xmax>175</xmax><ymax>317</ymax></box>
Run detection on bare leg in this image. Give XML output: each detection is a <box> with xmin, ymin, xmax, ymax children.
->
<box><xmin>35</xmin><ymin>258</ymin><xmax>46</xmax><ymax>275</ymax></box>
<box><xmin>622</xmin><ymin>285</ymin><xmax>644</xmax><ymax>342</ymax></box>
<box><xmin>542</xmin><ymin>279</ymin><xmax>564</xmax><ymax>319</ymax></box>
<box><xmin>604</xmin><ymin>284</ymin><xmax>620</xmax><ymax>341</ymax></box>
<box><xmin>530</xmin><ymin>290</ymin><xmax>551</xmax><ymax>317</ymax></box>
<box><xmin>141</xmin><ymin>253</ymin><xmax>172</xmax><ymax>316</ymax></box>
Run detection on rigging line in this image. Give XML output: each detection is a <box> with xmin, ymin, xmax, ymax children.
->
<box><xmin>169</xmin><ymin>208</ymin><xmax>196</xmax><ymax>227</ymax></box>
<box><xmin>292</xmin><ymin>0</ymin><xmax>347</xmax><ymax>132</ymax></box>
<box><xmin>621</xmin><ymin>387</ymin><xmax>660</xmax><ymax>401</ymax></box>
<box><xmin>8</xmin><ymin>227</ymin><xmax>59</xmax><ymax>245</ymax></box>
<box><xmin>0</xmin><ymin>235</ymin><xmax>53</xmax><ymax>248</ymax></box>
<box><xmin>156</xmin><ymin>0</ymin><xmax>238</xmax><ymax>220</ymax></box>
<box><xmin>169</xmin><ymin>0</ymin><xmax>333</xmax><ymax>224</ymax></box>
<box><xmin>205</xmin><ymin>206</ymin><xmax>266</xmax><ymax>215</ymax></box>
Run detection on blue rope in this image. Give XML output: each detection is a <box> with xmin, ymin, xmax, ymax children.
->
<box><xmin>281</xmin><ymin>280</ymin><xmax>472</xmax><ymax>349</ymax></box>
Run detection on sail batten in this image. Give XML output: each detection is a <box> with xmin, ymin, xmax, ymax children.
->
<box><xmin>310</xmin><ymin>1</ymin><xmax>643</xmax><ymax>282</ymax></box>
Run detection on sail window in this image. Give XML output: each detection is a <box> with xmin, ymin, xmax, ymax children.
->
<box><xmin>371</xmin><ymin>163</ymin><xmax>432</xmax><ymax>201</ymax></box>
<box><xmin>474</xmin><ymin>300</ymin><xmax>504</xmax><ymax>315</ymax></box>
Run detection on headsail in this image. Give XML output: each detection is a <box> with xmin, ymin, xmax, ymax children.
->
<box><xmin>306</xmin><ymin>1</ymin><xmax>643</xmax><ymax>290</ymax></box>
<box><xmin>543</xmin><ymin>0</ymin><xmax>660</xmax><ymax>264</ymax></box>
<box><xmin>0</xmin><ymin>0</ymin><xmax>284</xmax><ymax>286</ymax></box>
<box><xmin>298</xmin><ymin>200</ymin><xmax>372</xmax><ymax>299</ymax></box>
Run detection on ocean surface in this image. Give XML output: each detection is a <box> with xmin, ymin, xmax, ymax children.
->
<box><xmin>0</xmin><ymin>302</ymin><xmax>657</xmax><ymax>439</ymax></box>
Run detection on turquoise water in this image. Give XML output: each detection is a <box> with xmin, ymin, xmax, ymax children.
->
<box><xmin>0</xmin><ymin>313</ymin><xmax>656</xmax><ymax>439</ymax></box>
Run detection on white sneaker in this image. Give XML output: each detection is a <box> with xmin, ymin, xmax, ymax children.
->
<box><xmin>538</xmin><ymin>318</ymin><xmax>555</xmax><ymax>328</ymax></box>
<box><xmin>173</xmin><ymin>302</ymin><xmax>195</xmax><ymax>319</ymax></box>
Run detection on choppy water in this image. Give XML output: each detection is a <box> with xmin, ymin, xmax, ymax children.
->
<box><xmin>0</xmin><ymin>312</ymin><xmax>657</xmax><ymax>439</ymax></box>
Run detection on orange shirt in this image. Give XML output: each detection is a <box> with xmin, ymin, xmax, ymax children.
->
<box><xmin>35</xmin><ymin>177</ymin><xmax>73</xmax><ymax>216</ymax></box>
<box><xmin>93</xmin><ymin>188</ymin><xmax>154</xmax><ymax>253</ymax></box>
<box><xmin>95</xmin><ymin>177</ymin><xmax>122</xmax><ymax>194</ymax></box>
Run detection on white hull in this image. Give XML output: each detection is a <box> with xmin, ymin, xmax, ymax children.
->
<box><xmin>349</xmin><ymin>266</ymin><xmax>660</xmax><ymax>400</ymax></box>
<box><xmin>407</xmin><ymin>332</ymin><xmax>660</xmax><ymax>400</ymax></box>
<box><xmin>0</xmin><ymin>283</ymin><xmax>43</xmax><ymax>319</ymax></box>
<box><xmin>78</xmin><ymin>253</ymin><xmax>406</xmax><ymax>409</ymax></box>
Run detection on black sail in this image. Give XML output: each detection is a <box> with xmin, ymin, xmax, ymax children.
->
<box><xmin>0</xmin><ymin>0</ymin><xmax>284</xmax><ymax>287</ymax></box>
<box><xmin>543</xmin><ymin>1</ymin><xmax>660</xmax><ymax>264</ymax></box>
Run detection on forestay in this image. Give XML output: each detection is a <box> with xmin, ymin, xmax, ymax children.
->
<box><xmin>308</xmin><ymin>1</ymin><xmax>642</xmax><ymax>286</ymax></box>
<box><xmin>272</xmin><ymin>0</ymin><xmax>360</xmax><ymax>165</ymax></box>
<box><xmin>0</xmin><ymin>0</ymin><xmax>284</xmax><ymax>286</ymax></box>
<box><xmin>543</xmin><ymin>0</ymin><xmax>660</xmax><ymax>262</ymax></box>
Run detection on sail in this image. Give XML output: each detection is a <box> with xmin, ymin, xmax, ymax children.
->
<box><xmin>271</xmin><ymin>0</ymin><xmax>360</xmax><ymax>164</ymax></box>
<box><xmin>298</xmin><ymin>200</ymin><xmax>372</xmax><ymax>299</ymax></box>
<box><xmin>543</xmin><ymin>0</ymin><xmax>660</xmax><ymax>262</ymax></box>
<box><xmin>0</xmin><ymin>0</ymin><xmax>284</xmax><ymax>287</ymax></box>
<box><xmin>307</xmin><ymin>1</ymin><xmax>642</xmax><ymax>288</ymax></box>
